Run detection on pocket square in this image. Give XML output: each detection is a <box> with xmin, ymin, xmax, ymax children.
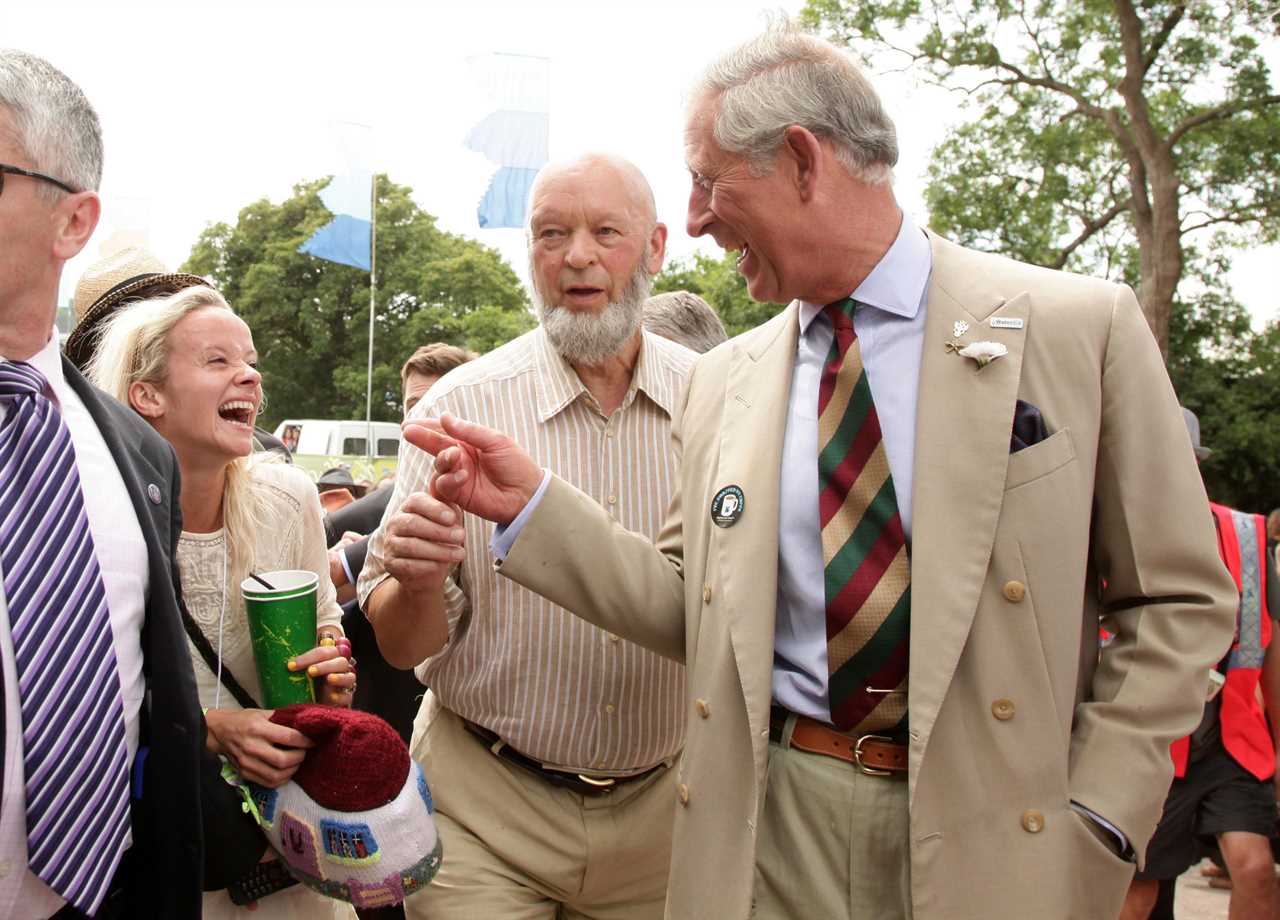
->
<box><xmin>1010</xmin><ymin>399</ymin><xmax>1050</xmax><ymax>453</ymax></box>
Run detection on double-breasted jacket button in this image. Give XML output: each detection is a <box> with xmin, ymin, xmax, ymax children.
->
<box><xmin>1021</xmin><ymin>810</ymin><xmax>1045</xmax><ymax>833</ymax></box>
<box><xmin>1002</xmin><ymin>580</ymin><xmax>1027</xmax><ymax>603</ymax></box>
<box><xmin>695</xmin><ymin>698</ymin><xmax>710</xmax><ymax>719</ymax></box>
<box><xmin>992</xmin><ymin>698</ymin><xmax>1016</xmax><ymax>721</ymax></box>
<box><xmin>703</xmin><ymin>585</ymin><xmax>713</xmax><ymax>604</ymax></box>
<box><xmin>678</xmin><ymin>783</ymin><xmax>691</xmax><ymax>806</ymax></box>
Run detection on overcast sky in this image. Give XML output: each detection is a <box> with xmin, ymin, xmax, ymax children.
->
<box><xmin>8</xmin><ymin>0</ymin><xmax>1277</xmax><ymax>327</ymax></box>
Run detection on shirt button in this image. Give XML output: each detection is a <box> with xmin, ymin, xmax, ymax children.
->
<box><xmin>608</xmin><ymin>633</ymin><xmax>620</xmax><ymax>643</ymax></box>
<box><xmin>1021</xmin><ymin>810</ymin><xmax>1045</xmax><ymax>833</ymax></box>
<box><xmin>695</xmin><ymin>698</ymin><xmax>711</xmax><ymax>719</ymax></box>
<box><xmin>1003</xmin><ymin>580</ymin><xmax>1027</xmax><ymax>603</ymax></box>
<box><xmin>605</xmin><ymin>703</ymin><xmax>616</xmax><ymax>714</ymax></box>
<box><xmin>678</xmin><ymin>783</ymin><xmax>690</xmax><ymax>806</ymax></box>
<box><xmin>0</xmin><ymin>858</ymin><xmax>10</xmax><ymax>878</ymax></box>
<box><xmin>597</xmin><ymin>761</ymin><xmax>606</xmax><ymax>769</ymax></box>
<box><xmin>607</xmin><ymin>494</ymin><xmax>617</xmax><ymax>505</ymax></box>
<box><xmin>605</xmin><ymin>429</ymin><xmax>614</xmax><ymax>438</ymax></box>
<box><xmin>703</xmin><ymin>586</ymin><xmax>713</xmax><ymax>604</ymax></box>
<box><xmin>992</xmin><ymin>698</ymin><xmax>1016</xmax><ymax>721</ymax></box>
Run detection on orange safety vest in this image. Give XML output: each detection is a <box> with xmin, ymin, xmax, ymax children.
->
<box><xmin>1170</xmin><ymin>503</ymin><xmax>1273</xmax><ymax>780</ymax></box>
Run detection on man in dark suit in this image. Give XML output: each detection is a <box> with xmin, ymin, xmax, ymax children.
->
<box><xmin>0</xmin><ymin>49</ymin><xmax>259</xmax><ymax>918</ymax></box>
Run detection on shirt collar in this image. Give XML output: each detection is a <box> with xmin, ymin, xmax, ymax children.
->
<box><xmin>2</xmin><ymin>333</ymin><xmax>67</xmax><ymax>410</ymax></box>
<box><xmin>533</xmin><ymin>326</ymin><xmax>680</xmax><ymax>422</ymax></box>
<box><xmin>798</xmin><ymin>209</ymin><xmax>932</xmax><ymax>334</ymax></box>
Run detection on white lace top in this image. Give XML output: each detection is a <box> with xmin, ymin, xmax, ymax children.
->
<box><xmin>177</xmin><ymin>461</ymin><xmax>343</xmax><ymax>711</ymax></box>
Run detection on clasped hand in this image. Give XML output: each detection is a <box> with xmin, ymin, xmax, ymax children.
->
<box><xmin>205</xmin><ymin>642</ymin><xmax>355</xmax><ymax>786</ymax></box>
<box><xmin>402</xmin><ymin>411</ymin><xmax>543</xmax><ymax>525</ymax></box>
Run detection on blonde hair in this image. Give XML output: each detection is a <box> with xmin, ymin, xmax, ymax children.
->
<box><xmin>88</xmin><ymin>285</ymin><xmax>265</xmax><ymax>584</ymax></box>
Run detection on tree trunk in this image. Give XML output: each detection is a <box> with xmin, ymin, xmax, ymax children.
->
<box><xmin>1137</xmin><ymin>153</ymin><xmax>1183</xmax><ymax>360</ymax></box>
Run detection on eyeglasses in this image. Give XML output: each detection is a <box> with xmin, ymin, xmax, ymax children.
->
<box><xmin>0</xmin><ymin>163</ymin><xmax>79</xmax><ymax>197</ymax></box>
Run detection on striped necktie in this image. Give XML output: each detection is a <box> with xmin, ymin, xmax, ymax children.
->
<box><xmin>0</xmin><ymin>361</ymin><xmax>130</xmax><ymax>915</ymax></box>
<box><xmin>817</xmin><ymin>299</ymin><xmax>910</xmax><ymax>734</ymax></box>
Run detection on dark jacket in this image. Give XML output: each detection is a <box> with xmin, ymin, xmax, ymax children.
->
<box><xmin>52</xmin><ymin>359</ymin><xmax>261</xmax><ymax>917</ymax></box>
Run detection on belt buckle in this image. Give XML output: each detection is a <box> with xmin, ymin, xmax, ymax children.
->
<box><xmin>576</xmin><ymin>774</ymin><xmax>616</xmax><ymax>792</ymax></box>
<box><xmin>853</xmin><ymin>734</ymin><xmax>893</xmax><ymax>776</ymax></box>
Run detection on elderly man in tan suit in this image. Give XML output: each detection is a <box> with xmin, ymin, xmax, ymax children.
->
<box><xmin>398</xmin><ymin>27</ymin><xmax>1237</xmax><ymax>920</ymax></box>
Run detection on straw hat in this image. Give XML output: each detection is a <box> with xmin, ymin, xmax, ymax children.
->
<box><xmin>65</xmin><ymin>246</ymin><xmax>209</xmax><ymax>371</ymax></box>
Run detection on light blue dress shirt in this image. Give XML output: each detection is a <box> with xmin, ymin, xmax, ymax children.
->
<box><xmin>772</xmin><ymin>210</ymin><xmax>931</xmax><ymax>720</ymax></box>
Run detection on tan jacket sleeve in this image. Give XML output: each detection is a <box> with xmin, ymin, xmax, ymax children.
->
<box><xmin>1069</xmin><ymin>284</ymin><xmax>1237</xmax><ymax>851</ymax></box>
<box><xmin>499</xmin><ymin>385</ymin><xmax>691</xmax><ymax>662</ymax></box>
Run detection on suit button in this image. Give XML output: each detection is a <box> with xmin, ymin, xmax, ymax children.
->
<box><xmin>1021</xmin><ymin>810</ymin><xmax>1045</xmax><ymax>833</ymax></box>
<box><xmin>695</xmin><ymin>698</ymin><xmax>710</xmax><ymax>719</ymax></box>
<box><xmin>992</xmin><ymin>698</ymin><xmax>1015</xmax><ymax>721</ymax></box>
<box><xmin>703</xmin><ymin>586</ymin><xmax>712</xmax><ymax>604</ymax></box>
<box><xmin>678</xmin><ymin>783</ymin><xmax>690</xmax><ymax>806</ymax></box>
<box><xmin>1003</xmin><ymin>581</ymin><xmax>1026</xmax><ymax>603</ymax></box>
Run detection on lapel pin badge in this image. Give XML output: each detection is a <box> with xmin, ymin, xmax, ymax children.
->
<box><xmin>147</xmin><ymin>483</ymin><xmax>162</xmax><ymax>505</ymax></box>
<box><xmin>953</xmin><ymin>320</ymin><xmax>969</xmax><ymax>338</ymax></box>
<box><xmin>710</xmin><ymin>485</ymin><xmax>745</xmax><ymax>528</ymax></box>
<box><xmin>989</xmin><ymin>316</ymin><xmax>1024</xmax><ymax>330</ymax></box>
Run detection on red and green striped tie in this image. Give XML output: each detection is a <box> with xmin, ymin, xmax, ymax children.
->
<box><xmin>818</xmin><ymin>298</ymin><xmax>910</xmax><ymax>734</ymax></box>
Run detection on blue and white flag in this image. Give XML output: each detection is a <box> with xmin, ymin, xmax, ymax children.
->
<box><xmin>300</xmin><ymin>122</ymin><xmax>374</xmax><ymax>270</ymax></box>
<box><xmin>465</xmin><ymin>54</ymin><xmax>550</xmax><ymax>229</ymax></box>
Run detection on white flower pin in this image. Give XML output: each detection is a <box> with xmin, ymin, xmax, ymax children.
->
<box><xmin>955</xmin><ymin>340</ymin><xmax>1008</xmax><ymax>368</ymax></box>
<box><xmin>953</xmin><ymin>320</ymin><xmax>969</xmax><ymax>338</ymax></box>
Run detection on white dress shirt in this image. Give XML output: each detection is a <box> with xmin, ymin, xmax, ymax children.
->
<box><xmin>0</xmin><ymin>335</ymin><xmax>148</xmax><ymax>918</ymax></box>
<box><xmin>771</xmin><ymin>210</ymin><xmax>931</xmax><ymax>720</ymax></box>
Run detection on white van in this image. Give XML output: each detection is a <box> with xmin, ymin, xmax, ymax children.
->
<box><xmin>273</xmin><ymin>419</ymin><xmax>401</xmax><ymax>459</ymax></box>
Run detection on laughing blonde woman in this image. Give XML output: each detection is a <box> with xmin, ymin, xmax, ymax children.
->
<box><xmin>90</xmin><ymin>285</ymin><xmax>355</xmax><ymax>919</ymax></box>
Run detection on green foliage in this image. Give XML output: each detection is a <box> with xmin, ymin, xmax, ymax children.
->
<box><xmin>653</xmin><ymin>250</ymin><xmax>784</xmax><ymax>338</ymax></box>
<box><xmin>183</xmin><ymin>176</ymin><xmax>530</xmax><ymax>427</ymax></box>
<box><xmin>1168</xmin><ymin>250</ymin><xmax>1280</xmax><ymax>512</ymax></box>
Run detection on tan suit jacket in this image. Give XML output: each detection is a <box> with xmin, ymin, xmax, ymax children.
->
<box><xmin>502</xmin><ymin>234</ymin><xmax>1237</xmax><ymax>920</ymax></box>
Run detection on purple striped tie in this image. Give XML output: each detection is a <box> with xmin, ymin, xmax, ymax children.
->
<box><xmin>0</xmin><ymin>361</ymin><xmax>130</xmax><ymax>915</ymax></box>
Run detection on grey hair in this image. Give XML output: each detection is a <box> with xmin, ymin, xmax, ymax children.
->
<box><xmin>0</xmin><ymin>49</ymin><xmax>102</xmax><ymax>199</ymax></box>
<box><xmin>694</xmin><ymin>26</ymin><xmax>897</xmax><ymax>184</ymax></box>
<box><xmin>643</xmin><ymin>290</ymin><xmax>728</xmax><ymax>355</ymax></box>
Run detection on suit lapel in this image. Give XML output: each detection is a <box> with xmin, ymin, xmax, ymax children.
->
<box><xmin>907</xmin><ymin>236</ymin><xmax>1030</xmax><ymax>798</ymax></box>
<box><xmin>62</xmin><ymin>357</ymin><xmax>170</xmax><ymax>600</ymax></box>
<box><xmin>714</xmin><ymin>305</ymin><xmax>799</xmax><ymax>752</ymax></box>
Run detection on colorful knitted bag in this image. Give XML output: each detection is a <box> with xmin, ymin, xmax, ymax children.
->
<box><xmin>247</xmin><ymin>705</ymin><xmax>442</xmax><ymax>909</ymax></box>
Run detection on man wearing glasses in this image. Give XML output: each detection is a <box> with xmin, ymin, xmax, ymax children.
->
<box><xmin>0</xmin><ymin>50</ymin><xmax>258</xmax><ymax>918</ymax></box>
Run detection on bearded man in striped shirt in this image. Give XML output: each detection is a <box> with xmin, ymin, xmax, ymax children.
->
<box><xmin>359</xmin><ymin>153</ymin><xmax>698</xmax><ymax>920</ymax></box>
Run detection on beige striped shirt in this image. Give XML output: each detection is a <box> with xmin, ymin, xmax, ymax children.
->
<box><xmin>359</xmin><ymin>327</ymin><xmax>693</xmax><ymax>773</ymax></box>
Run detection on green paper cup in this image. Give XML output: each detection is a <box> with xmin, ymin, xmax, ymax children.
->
<box><xmin>241</xmin><ymin>570</ymin><xmax>318</xmax><ymax>708</ymax></box>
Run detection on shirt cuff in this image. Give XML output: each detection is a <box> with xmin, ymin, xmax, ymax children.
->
<box><xmin>338</xmin><ymin>547</ymin><xmax>356</xmax><ymax>586</ymax></box>
<box><xmin>490</xmin><ymin>469</ymin><xmax>552</xmax><ymax>561</ymax></box>
<box><xmin>1070</xmin><ymin>801</ymin><xmax>1132</xmax><ymax>859</ymax></box>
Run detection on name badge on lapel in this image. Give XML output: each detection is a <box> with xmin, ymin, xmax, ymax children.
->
<box><xmin>710</xmin><ymin>485</ymin><xmax>745</xmax><ymax>528</ymax></box>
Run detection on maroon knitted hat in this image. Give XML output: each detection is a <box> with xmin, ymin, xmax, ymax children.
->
<box><xmin>269</xmin><ymin>705</ymin><xmax>409</xmax><ymax>811</ymax></box>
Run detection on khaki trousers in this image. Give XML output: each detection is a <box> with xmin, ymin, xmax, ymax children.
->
<box><xmin>407</xmin><ymin>695</ymin><xmax>675</xmax><ymax>920</ymax></box>
<box><xmin>752</xmin><ymin>714</ymin><xmax>912</xmax><ymax>920</ymax></box>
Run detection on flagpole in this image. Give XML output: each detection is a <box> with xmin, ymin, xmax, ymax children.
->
<box><xmin>365</xmin><ymin>173</ymin><xmax>377</xmax><ymax>461</ymax></box>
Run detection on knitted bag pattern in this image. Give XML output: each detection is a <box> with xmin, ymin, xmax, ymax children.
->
<box><xmin>248</xmin><ymin>704</ymin><xmax>442</xmax><ymax>909</ymax></box>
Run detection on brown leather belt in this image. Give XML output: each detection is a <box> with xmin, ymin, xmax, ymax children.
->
<box><xmin>769</xmin><ymin>706</ymin><xmax>907</xmax><ymax>776</ymax></box>
<box><xmin>463</xmin><ymin>719</ymin><xmax>666</xmax><ymax>796</ymax></box>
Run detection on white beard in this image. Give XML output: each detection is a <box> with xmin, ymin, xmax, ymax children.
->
<box><xmin>533</xmin><ymin>262</ymin><xmax>652</xmax><ymax>367</ymax></box>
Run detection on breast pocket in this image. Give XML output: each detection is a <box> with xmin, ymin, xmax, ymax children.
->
<box><xmin>1005</xmin><ymin>427</ymin><xmax>1076</xmax><ymax>492</ymax></box>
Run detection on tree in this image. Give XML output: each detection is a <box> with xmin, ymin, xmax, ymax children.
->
<box><xmin>802</xmin><ymin>0</ymin><xmax>1280</xmax><ymax>356</ymax></box>
<box><xmin>184</xmin><ymin>176</ymin><xmax>532</xmax><ymax>427</ymax></box>
<box><xmin>653</xmin><ymin>250</ymin><xmax>784</xmax><ymax>337</ymax></box>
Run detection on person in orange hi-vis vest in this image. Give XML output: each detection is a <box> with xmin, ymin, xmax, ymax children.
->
<box><xmin>1121</xmin><ymin>408</ymin><xmax>1280</xmax><ymax>920</ymax></box>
